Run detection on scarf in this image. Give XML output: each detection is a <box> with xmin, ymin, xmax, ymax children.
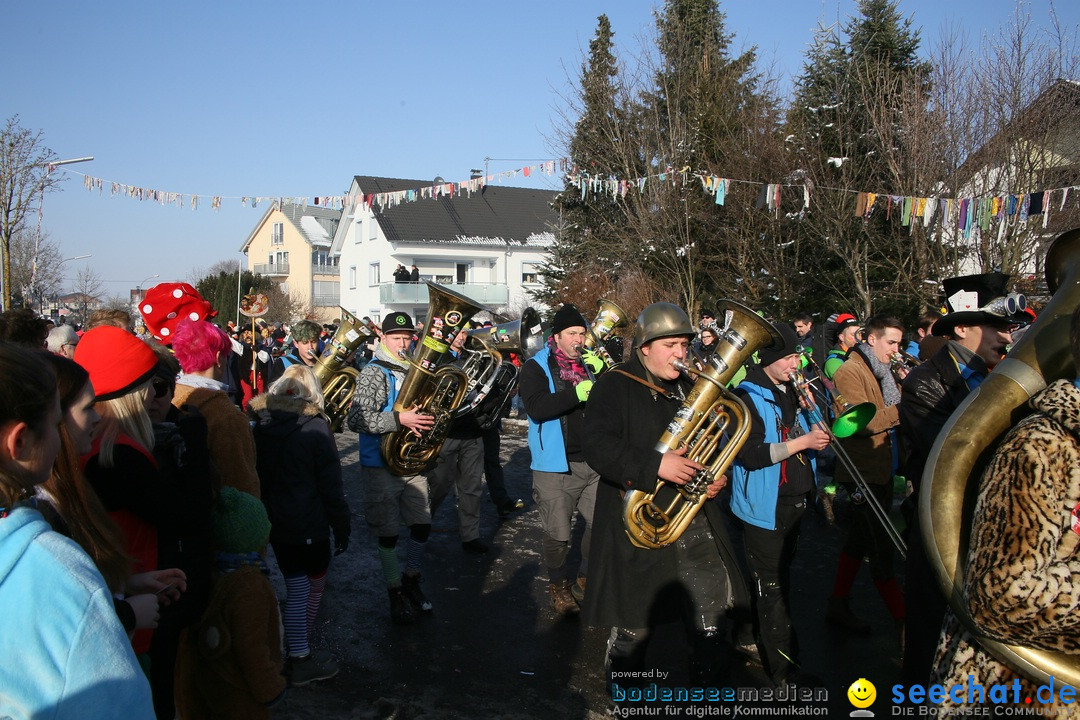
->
<box><xmin>549</xmin><ymin>336</ymin><xmax>589</xmax><ymax>384</ymax></box>
<box><xmin>215</xmin><ymin>551</ymin><xmax>271</xmax><ymax>576</ymax></box>
<box><xmin>857</xmin><ymin>342</ymin><xmax>901</xmax><ymax>407</ymax></box>
<box><xmin>176</xmin><ymin>373</ymin><xmax>230</xmax><ymax>392</ymax></box>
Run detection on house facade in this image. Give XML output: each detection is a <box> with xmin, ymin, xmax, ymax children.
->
<box><xmin>331</xmin><ymin>175</ymin><xmax>557</xmax><ymax>326</ymax></box>
<box><xmin>240</xmin><ymin>202</ymin><xmax>342</xmax><ymax>323</ymax></box>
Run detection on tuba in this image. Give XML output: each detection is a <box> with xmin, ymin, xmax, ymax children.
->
<box><xmin>622</xmin><ymin>300</ymin><xmax>782</xmax><ymax>549</ymax></box>
<box><xmin>455</xmin><ymin>307</ymin><xmax>545</xmax><ymax>429</ymax></box>
<box><xmin>312</xmin><ymin>308</ymin><xmax>379</xmax><ymax>433</ymax></box>
<box><xmin>922</xmin><ymin>227</ymin><xmax>1080</xmax><ymax>688</ymax></box>
<box><xmin>381</xmin><ymin>282</ymin><xmax>487</xmax><ymax>476</ymax></box>
<box><xmin>581</xmin><ymin>299</ymin><xmax>630</xmax><ymax>372</ymax></box>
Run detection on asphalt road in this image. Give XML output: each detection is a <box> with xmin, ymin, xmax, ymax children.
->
<box><xmin>270</xmin><ymin>419</ymin><xmax>906</xmax><ymax>719</ymax></box>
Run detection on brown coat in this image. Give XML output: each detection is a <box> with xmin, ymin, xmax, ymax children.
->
<box><xmin>173</xmin><ymin>384</ymin><xmax>260</xmax><ymax>498</ymax></box>
<box><xmin>832</xmin><ymin>348</ymin><xmax>899</xmax><ymax>485</ymax></box>
<box><xmin>174</xmin><ymin>566</ymin><xmax>285</xmax><ymax>719</ymax></box>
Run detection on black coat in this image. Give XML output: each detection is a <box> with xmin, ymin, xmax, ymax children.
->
<box><xmin>580</xmin><ymin>352</ymin><xmax>749</xmax><ymax>629</ymax></box>
<box><xmin>898</xmin><ymin>342</ymin><xmax>978</xmax><ymax>492</ymax></box>
<box><xmin>248</xmin><ymin>394</ymin><xmax>350</xmax><ymax>547</ymax></box>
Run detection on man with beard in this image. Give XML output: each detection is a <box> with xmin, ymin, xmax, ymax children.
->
<box><xmin>898</xmin><ymin>273</ymin><xmax>1028</xmax><ymax>686</ymax></box>
<box><xmin>582</xmin><ymin>303</ymin><xmax>746</xmax><ymax>690</ymax></box>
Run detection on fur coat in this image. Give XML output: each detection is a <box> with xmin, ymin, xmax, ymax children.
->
<box><xmin>173</xmin><ymin>383</ymin><xmax>260</xmax><ymax>498</ymax></box>
<box><xmin>931</xmin><ymin>379</ymin><xmax>1080</xmax><ymax>707</ymax></box>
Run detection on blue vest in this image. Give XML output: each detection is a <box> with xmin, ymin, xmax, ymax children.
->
<box><xmin>729</xmin><ymin>380</ymin><xmax>815</xmax><ymax>530</ymax></box>
<box><xmin>526</xmin><ymin>346</ymin><xmax>569</xmax><ymax>473</ymax></box>
<box><xmin>359</xmin><ymin>363</ymin><xmax>399</xmax><ymax>467</ymax></box>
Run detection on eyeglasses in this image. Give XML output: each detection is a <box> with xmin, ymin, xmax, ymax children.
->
<box><xmin>152</xmin><ymin>378</ymin><xmax>174</xmax><ymax>398</ymax></box>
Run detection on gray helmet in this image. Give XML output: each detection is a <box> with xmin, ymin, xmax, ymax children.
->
<box><xmin>632</xmin><ymin>302</ymin><xmax>695</xmax><ymax>347</ymax></box>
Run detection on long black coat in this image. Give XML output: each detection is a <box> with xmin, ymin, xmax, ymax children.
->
<box><xmin>580</xmin><ymin>352</ymin><xmax>749</xmax><ymax>629</ymax></box>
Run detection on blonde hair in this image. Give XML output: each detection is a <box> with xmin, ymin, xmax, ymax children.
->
<box><xmin>94</xmin><ymin>381</ymin><xmax>155</xmax><ymax>467</ymax></box>
<box><xmin>267</xmin><ymin>364</ymin><xmax>325</xmax><ymax>412</ymax></box>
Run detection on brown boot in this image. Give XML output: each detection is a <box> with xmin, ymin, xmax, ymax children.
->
<box><xmin>549</xmin><ymin>580</ymin><xmax>579</xmax><ymax>614</ymax></box>
<box><xmin>569</xmin><ymin>575</ymin><xmax>586</xmax><ymax>605</ymax></box>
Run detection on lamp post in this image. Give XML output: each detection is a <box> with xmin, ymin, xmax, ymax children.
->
<box><xmin>132</xmin><ymin>273</ymin><xmax>159</xmax><ymax>315</ymax></box>
<box><xmin>39</xmin><ymin>253</ymin><xmax>92</xmax><ymax>316</ymax></box>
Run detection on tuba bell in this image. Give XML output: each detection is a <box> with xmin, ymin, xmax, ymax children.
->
<box><xmin>455</xmin><ymin>307</ymin><xmax>545</xmax><ymax>429</ymax></box>
<box><xmin>922</xmin><ymin>227</ymin><xmax>1080</xmax><ymax>688</ymax></box>
<box><xmin>581</xmin><ymin>299</ymin><xmax>630</xmax><ymax>371</ymax></box>
<box><xmin>380</xmin><ymin>282</ymin><xmax>487</xmax><ymax>476</ymax></box>
<box><xmin>622</xmin><ymin>300</ymin><xmax>782</xmax><ymax>549</ymax></box>
<box><xmin>312</xmin><ymin>308</ymin><xmax>379</xmax><ymax>433</ymax></box>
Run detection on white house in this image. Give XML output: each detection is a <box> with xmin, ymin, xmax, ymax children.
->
<box><xmin>331</xmin><ymin>175</ymin><xmax>558</xmax><ymax>325</ymax></box>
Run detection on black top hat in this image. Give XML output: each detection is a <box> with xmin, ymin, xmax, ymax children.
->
<box><xmin>931</xmin><ymin>272</ymin><xmax>1028</xmax><ymax>336</ymax></box>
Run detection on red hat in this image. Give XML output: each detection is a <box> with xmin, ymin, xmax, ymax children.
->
<box><xmin>139</xmin><ymin>282</ymin><xmax>217</xmax><ymax>344</ymax></box>
<box><xmin>74</xmin><ymin>326</ymin><xmax>158</xmax><ymax>401</ymax></box>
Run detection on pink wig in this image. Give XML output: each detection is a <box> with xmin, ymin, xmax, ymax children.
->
<box><xmin>171</xmin><ymin>319</ymin><xmax>231</xmax><ymax>373</ymax></box>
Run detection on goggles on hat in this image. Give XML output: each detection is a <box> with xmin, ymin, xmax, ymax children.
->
<box><xmin>981</xmin><ymin>292</ymin><xmax>1026</xmax><ymax>318</ymax></box>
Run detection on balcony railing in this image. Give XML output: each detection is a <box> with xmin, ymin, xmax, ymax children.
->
<box><xmin>312</xmin><ymin>295</ymin><xmax>340</xmax><ymax>307</ymax></box>
<box><xmin>253</xmin><ymin>262</ymin><xmax>289</xmax><ymax>276</ymax></box>
<box><xmin>379</xmin><ymin>282</ymin><xmax>508</xmax><ymax>306</ymax></box>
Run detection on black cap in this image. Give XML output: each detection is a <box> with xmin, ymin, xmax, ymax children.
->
<box><xmin>551</xmin><ymin>304</ymin><xmax>587</xmax><ymax>335</ymax></box>
<box><xmin>758</xmin><ymin>322</ymin><xmax>800</xmax><ymax>366</ymax></box>
<box><xmin>382</xmin><ymin>311</ymin><xmax>415</xmax><ymax>334</ymax></box>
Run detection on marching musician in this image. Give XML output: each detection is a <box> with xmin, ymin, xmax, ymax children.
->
<box><xmin>898</xmin><ymin>272</ymin><xmax>1028</xmax><ymax>687</ymax></box>
<box><xmin>518</xmin><ymin>304</ymin><xmax>603</xmax><ymax>614</ymax></box>
<box><xmin>269</xmin><ymin>319</ymin><xmax>321</xmax><ymax>383</ymax></box>
<box><xmin>581</xmin><ymin>303</ymin><xmax>745</xmax><ymax>689</ymax></box>
<box><xmin>730</xmin><ymin>322</ymin><xmax>830</xmax><ymax>686</ymax></box>
<box><xmin>426</xmin><ymin>328</ymin><xmax>489</xmax><ymax>555</ymax></box>
<box><xmin>826</xmin><ymin>315</ymin><xmax>906</xmax><ymax>636</ymax></box>
<box><xmin>345</xmin><ymin>312</ymin><xmax>435</xmax><ymax>626</ymax></box>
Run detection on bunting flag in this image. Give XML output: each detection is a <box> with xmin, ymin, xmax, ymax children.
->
<box><xmin>65</xmin><ymin>159</ymin><xmax>1080</xmax><ymax>241</ymax></box>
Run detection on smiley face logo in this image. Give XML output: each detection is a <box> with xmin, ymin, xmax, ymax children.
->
<box><xmin>847</xmin><ymin>678</ymin><xmax>876</xmax><ymax>709</ymax></box>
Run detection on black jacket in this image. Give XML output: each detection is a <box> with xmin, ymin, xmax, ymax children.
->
<box><xmin>898</xmin><ymin>341</ymin><xmax>979</xmax><ymax>492</ymax></box>
<box><xmin>580</xmin><ymin>352</ymin><xmax>748</xmax><ymax>629</ymax></box>
<box><xmin>248</xmin><ymin>394</ymin><xmax>350</xmax><ymax>547</ymax></box>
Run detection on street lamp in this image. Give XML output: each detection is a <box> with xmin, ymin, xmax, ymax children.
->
<box><xmin>132</xmin><ymin>274</ymin><xmax>159</xmax><ymax>313</ymax></box>
<box><xmin>38</xmin><ymin>253</ymin><xmax>92</xmax><ymax>315</ymax></box>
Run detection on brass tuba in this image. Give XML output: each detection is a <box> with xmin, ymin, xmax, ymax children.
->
<box><xmin>312</xmin><ymin>308</ymin><xmax>379</xmax><ymax>433</ymax></box>
<box><xmin>381</xmin><ymin>282</ymin><xmax>487</xmax><ymax>476</ymax></box>
<box><xmin>581</xmin><ymin>299</ymin><xmax>630</xmax><ymax>372</ymax></box>
<box><xmin>455</xmin><ymin>307</ymin><xmax>545</xmax><ymax>429</ymax></box>
<box><xmin>922</xmin><ymin>227</ymin><xmax>1080</xmax><ymax>688</ymax></box>
<box><xmin>623</xmin><ymin>300</ymin><xmax>782</xmax><ymax>549</ymax></box>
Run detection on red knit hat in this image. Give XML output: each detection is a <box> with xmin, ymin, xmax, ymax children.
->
<box><xmin>139</xmin><ymin>282</ymin><xmax>217</xmax><ymax>345</ymax></box>
<box><xmin>74</xmin><ymin>326</ymin><xmax>158</xmax><ymax>401</ymax></box>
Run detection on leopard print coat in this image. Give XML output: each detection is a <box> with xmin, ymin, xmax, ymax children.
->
<box><xmin>931</xmin><ymin>379</ymin><xmax>1080</xmax><ymax>706</ymax></box>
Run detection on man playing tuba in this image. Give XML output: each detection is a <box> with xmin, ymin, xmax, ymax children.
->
<box><xmin>581</xmin><ymin>302</ymin><xmax>745</xmax><ymax>691</ymax></box>
<box><xmin>345</xmin><ymin>312</ymin><xmax>435</xmax><ymax>626</ymax></box>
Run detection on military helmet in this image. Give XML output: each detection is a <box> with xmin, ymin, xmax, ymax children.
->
<box><xmin>632</xmin><ymin>302</ymin><xmax>696</xmax><ymax>347</ymax></box>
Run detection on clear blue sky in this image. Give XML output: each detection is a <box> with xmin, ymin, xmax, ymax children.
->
<box><xmin>3</xmin><ymin>0</ymin><xmax>1075</xmax><ymax>298</ymax></box>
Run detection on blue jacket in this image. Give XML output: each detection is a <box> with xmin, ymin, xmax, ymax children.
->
<box><xmin>524</xmin><ymin>346</ymin><xmax>570</xmax><ymax>472</ymax></box>
<box><xmin>730</xmin><ymin>377</ymin><xmax>815</xmax><ymax>530</ymax></box>
<box><xmin>0</xmin><ymin>505</ymin><xmax>154</xmax><ymax>719</ymax></box>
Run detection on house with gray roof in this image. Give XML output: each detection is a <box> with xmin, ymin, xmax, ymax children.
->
<box><xmin>331</xmin><ymin>174</ymin><xmax>558</xmax><ymax>325</ymax></box>
<box><xmin>240</xmin><ymin>202</ymin><xmax>342</xmax><ymax>322</ymax></box>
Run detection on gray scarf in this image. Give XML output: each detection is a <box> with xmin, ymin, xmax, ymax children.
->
<box><xmin>856</xmin><ymin>342</ymin><xmax>901</xmax><ymax>407</ymax></box>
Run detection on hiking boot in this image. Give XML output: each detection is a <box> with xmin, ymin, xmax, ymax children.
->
<box><xmin>401</xmin><ymin>572</ymin><xmax>433</xmax><ymax>613</ymax></box>
<box><xmin>388</xmin><ymin>586</ymin><xmax>415</xmax><ymax>625</ymax></box>
<box><xmin>825</xmin><ymin>596</ymin><xmax>871</xmax><ymax>635</ymax></box>
<box><xmin>549</xmin><ymin>580</ymin><xmax>579</xmax><ymax>614</ymax></box>
<box><xmin>817</xmin><ymin>488</ymin><xmax>836</xmax><ymax>525</ymax></box>
<box><xmin>569</xmin><ymin>575</ymin><xmax>586</xmax><ymax>604</ymax></box>
<box><xmin>289</xmin><ymin>651</ymin><xmax>338</xmax><ymax>686</ymax></box>
<box><xmin>499</xmin><ymin>499</ymin><xmax>524</xmax><ymax>518</ymax></box>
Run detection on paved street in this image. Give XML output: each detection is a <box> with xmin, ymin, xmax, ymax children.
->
<box><xmin>273</xmin><ymin>420</ymin><xmax>905</xmax><ymax>719</ymax></box>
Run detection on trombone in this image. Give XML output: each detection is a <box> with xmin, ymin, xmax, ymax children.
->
<box><xmin>789</xmin><ymin>369</ymin><xmax>907</xmax><ymax>558</ymax></box>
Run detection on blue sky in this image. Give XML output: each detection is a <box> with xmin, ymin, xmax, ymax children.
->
<box><xmin>3</xmin><ymin>0</ymin><xmax>1076</xmax><ymax>298</ymax></box>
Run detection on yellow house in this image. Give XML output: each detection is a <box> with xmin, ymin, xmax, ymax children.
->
<box><xmin>240</xmin><ymin>202</ymin><xmax>341</xmax><ymax>323</ymax></box>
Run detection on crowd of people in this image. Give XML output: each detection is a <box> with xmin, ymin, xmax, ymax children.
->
<box><xmin>0</xmin><ymin>263</ymin><xmax>1074</xmax><ymax>718</ymax></box>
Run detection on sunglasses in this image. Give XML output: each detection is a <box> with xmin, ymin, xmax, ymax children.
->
<box><xmin>152</xmin><ymin>378</ymin><xmax>174</xmax><ymax>398</ymax></box>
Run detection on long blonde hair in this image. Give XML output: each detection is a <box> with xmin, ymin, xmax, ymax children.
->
<box><xmin>267</xmin><ymin>364</ymin><xmax>325</xmax><ymax>412</ymax></box>
<box><xmin>94</xmin><ymin>381</ymin><xmax>155</xmax><ymax>467</ymax></box>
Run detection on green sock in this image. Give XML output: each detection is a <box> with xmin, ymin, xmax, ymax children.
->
<box><xmin>378</xmin><ymin>546</ymin><xmax>401</xmax><ymax>587</ymax></box>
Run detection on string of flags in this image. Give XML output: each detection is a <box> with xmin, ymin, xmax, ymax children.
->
<box><xmin>66</xmin><ymin>158</ymin><xmax>1079</xmax><ymax>238</ymax></box>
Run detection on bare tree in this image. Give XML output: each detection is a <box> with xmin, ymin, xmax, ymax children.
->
<box><xmin>0</xmin><ymin>116</ymin><xmax>60</xmax><ymax>311</ymax></box>
<box><xmin>9</xmin><ymin>228</ymin><xmax>63</xmax><ymax>311</ymax></box>
<box><xmin>72</xmin><ymin>266</ymin><xmax>104</xmax><ymax>324</ymax></box>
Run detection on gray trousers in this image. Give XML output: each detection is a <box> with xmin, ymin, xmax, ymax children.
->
<box><xmin>428</xmin><ymin>437</ymin><xmax>484</xmax><ymax>543</ymax></box>
<box><xmin>533</xmin><ymin>460</ymin><xmax>598</xmax><ymax>580</ymax></box>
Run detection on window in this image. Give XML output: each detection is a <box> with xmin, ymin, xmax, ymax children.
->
<box><xmin>522</xmin><ymin>262</ymin><xmax>540</xmax><ymax>284</ymax></box>
<box><xmin>369</xmin><ymin>263</ymin><xmax>381</xmax><ymax>286</ymax></box>
<box><xmin>272</xmin><ymin>222</ymin><xmax>284</xmax><ymax>245</ymax></box>
<box><xmin>349</xmin><ymin>266</ymin><xmax>357</xmax><ymax>289</ymax></box>
<box><xmin>312</xmin><ymin>250</ymin><xmax>337</xmax><ymax>268</ymax></box>
<box><xmin>368</xmin><ymin>218</ymin><xmax>378</xmax><ymax>242</ymax></box>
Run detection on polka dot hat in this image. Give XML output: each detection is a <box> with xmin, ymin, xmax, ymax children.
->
<box><xmin>139</xmin><ymin>282</ymin><xmax>217</xmax><ymax>344</ymax></box>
